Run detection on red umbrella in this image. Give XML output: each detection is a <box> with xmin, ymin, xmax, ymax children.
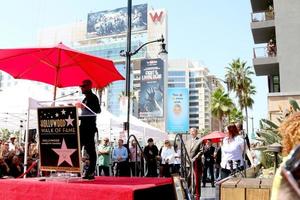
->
<box><xmin>0</xmin><ymin>42</ymin><xmax>124</xmax><ymax>100</ymax></box>
<box><xmin>202</xmin><ymin>131</ymin><xmax>225</xmax><ymax>143</ymax></box>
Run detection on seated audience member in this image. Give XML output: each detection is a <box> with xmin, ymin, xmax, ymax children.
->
<box><xmin>0</xmin><ymin>156</ymin><xmax>9</xmax><ymax>178</ymax></box>
<box><xmin>9</xmin><ymin>155</ymin><xmax>23</xmax><ymax>178</ymax></box>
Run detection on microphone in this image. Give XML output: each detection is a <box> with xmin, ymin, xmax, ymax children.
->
<box><xmin>55</xmin><ymin>91</ymin><xmax>79</xmax><ymax>100</ymax></box>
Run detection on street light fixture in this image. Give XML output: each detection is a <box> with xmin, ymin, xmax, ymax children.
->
<box><xmin>120</xmin><ymin>0</ymin><xmax>168</xmax><ymax>140</ymax></box>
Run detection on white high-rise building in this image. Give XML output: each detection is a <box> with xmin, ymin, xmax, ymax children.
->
<box><xmin>168</xmin><ymin>59</ymin><xmax>213</xmax><ymax>131</ymax></box>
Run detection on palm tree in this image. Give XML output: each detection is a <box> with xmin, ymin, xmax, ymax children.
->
<box><xmin>229</xmin><ymin>107</ymin><xmax>244</xmax><ymax>124</ymax></box>
<box><xmin>225</xmin><ymin>58</ymin><xmax>256</xmax><ymax>134</ymax></box>
<box><xmin>211</xmin><ymin>88</ymin><xmax>234</xmax><ymax>131</ymax></box>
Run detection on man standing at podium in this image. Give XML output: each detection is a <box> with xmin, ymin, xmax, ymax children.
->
<box><xmin>77</xmin><ymin>79</ymin><xmax>101</xmax><ymax>179</ymax></box>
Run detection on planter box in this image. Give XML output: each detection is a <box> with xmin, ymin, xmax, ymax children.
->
<box><xmin>218</xmin><ymin>178</ymin><xmax>273</xmax><ymax>200</ymax></box>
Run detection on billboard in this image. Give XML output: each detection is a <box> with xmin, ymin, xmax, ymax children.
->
<box><xmin>87</xmin><ymin>4</ymin><xmax>147</xmax><ymax>37</ymax></box>
<box><xmin>38</xmin><ymin>106</ymin><xmax>81</xmax><ymax>172</ymax></box>
<box><xmin>139</xmin><ymin>59</ymin><xmax>164</xmax><ymax>118</ymax></box>
<box><xmin>167</xmin><ymin>88</ymin><xmax>189</xmax><ymax>133</ymax></box>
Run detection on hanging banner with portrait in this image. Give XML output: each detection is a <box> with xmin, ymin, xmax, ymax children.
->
<box><xmin>37</xmin><ymin>106</ymin><xmax>81</xmax><ymax>172</ymax></box>
<box><xmin>139</xmin><ymin>58</ymin><xmax>164</xmax><ymax>118</ymax></box>
<box><xmin>167</xmin><ymin>88</ymin><xmax>189</xmax><ymax>133</ymax></box>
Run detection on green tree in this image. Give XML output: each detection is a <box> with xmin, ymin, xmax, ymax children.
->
<box><xmin>199</xmin><ymin>128</ymin><xmax>210</xmax><ymax>137</ymax></box>
<box><xmin>229</xmin><ymin>107</ymin><xmax>244</xmax><ymax>124</ymax></box>
<box><xmin>211</xmin><ymin>88</ymin><xmax>234</xmax><ymax>131</ymax></box>
<box><xmin>225</xmin><ymin>58</ymin><xmax>256</xmax><ymax>134</ymax></box>
<box><xmin>255</xmin><ymin>99</ymin><xmax>300</xmax><ymax>168</ymax></box>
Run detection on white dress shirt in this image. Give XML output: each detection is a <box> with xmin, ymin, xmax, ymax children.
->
<box><xmin>161</xmin><ymin>146</ymin><xmax>175</xmax><ymax>164</ymax></box>
<box><xmin>220</xmin><ymin>136</ymin><xmax>244</xmax><ymax>169</ymax></box>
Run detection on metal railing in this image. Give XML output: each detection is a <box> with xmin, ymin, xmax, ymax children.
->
<box><xmin>127</xmin><ymin>134</ymin><xmax>146</xmax><ymax>177</ymax></box>
<box><xmin>253</xmin><ymin>46</ymin><xmax>277</xmax><ymax>58</ymax></box>
<box><xmin>174</xmin><ymin>134</ymin><xmax>194</xmax><ymax>199</ymax></box>
<box><xmin>251</xmin><ymin>10</ymin><xmax>274</xmax><ymax>22</ymax></box>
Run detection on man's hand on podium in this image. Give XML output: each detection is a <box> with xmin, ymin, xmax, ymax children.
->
<box><xmin>75</xmin><ymin>101</ymin><xmax>84</xmax><ymax>109</ymax></box>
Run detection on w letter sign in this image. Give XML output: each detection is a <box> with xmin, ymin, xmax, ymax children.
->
<box><xmin>150</xmin><ymin>11</ymin><xmax>163</xmax><ymax>23</ymax></box>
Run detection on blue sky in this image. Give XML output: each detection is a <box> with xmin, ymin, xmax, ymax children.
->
<box><xmin>0</xmin><ymin>0</ymin><xmax>268</xmax><ymax>133</ymax></box>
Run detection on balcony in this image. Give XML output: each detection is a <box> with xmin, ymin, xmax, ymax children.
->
<box><xmin>251</xmin><ymin>10</ymin><xmax>275</xmax><ymax>43</ymax></box>
<box><xmin>253</xmin><ymin>46</ymin><xmax>279</xmax><ymax>76</ymax></box>
<box><xmin>250</xmin><ymin>0</ymin><xmax>271</xmax><ymax>12</ymax></box>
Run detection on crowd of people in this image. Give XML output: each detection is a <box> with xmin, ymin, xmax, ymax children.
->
<box><xmin>0</xmin><ymin>135</ymin><xmax>38</xmax><ymax>178</ymax></box>
<box><xmin>0</xmin><ymin>123</ymin><xmax>258</xmax><ymax>183</ymax></box>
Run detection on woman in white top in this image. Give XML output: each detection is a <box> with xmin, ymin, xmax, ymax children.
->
<box><xmin>221</xmin><ymin>124</ymin><xmax>245</xmax><ymax>179</ymax></box>
<box><xmin>161</xmin><ymin>140</ymin><xmax>175</xmax><ymax>177</ymax></box>
<box><xmin>173</xmin><ymin>144</ymin><xmax>181</xmax><ymax>174</ymax></box>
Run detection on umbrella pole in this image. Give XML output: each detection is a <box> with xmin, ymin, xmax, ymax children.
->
<box><xmin>53</xmin><ymin>85</ymin><xmax>57</xmax><ymax>105</ymax></box>
<box><xmin>23</xmin><ymin>103</ymin><xmax>31</xmax><ymax>178</ymax></box>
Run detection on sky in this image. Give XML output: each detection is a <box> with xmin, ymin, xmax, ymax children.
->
<box><xmin>0</xmin><ymin>0</ymin><xmax>268</xmax><ymax>133</ymax></box>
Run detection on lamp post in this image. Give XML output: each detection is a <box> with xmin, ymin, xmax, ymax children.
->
<box><xmin>121</xmin><ymin>0</ymin><xmax>168</xmax><ymax>140</ymax></box>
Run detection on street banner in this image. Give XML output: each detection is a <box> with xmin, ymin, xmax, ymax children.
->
<box><xmin>167</xmin><ymin>88</ymin><xmax>189</xmax><ymax>133</ymax></box>
<box><xmin>139</xmin><ymin>58</ymin><xmax>164</xmax><ymax>118</ymax></box>
<box><xmin>37</xmin><ymin>106</ymin><xmax>81</xmax><ymax>172</ymax></box>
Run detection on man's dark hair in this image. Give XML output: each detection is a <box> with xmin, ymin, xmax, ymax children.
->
<box><xmin>236</xmin><ymin>122</ymin><xmax>243</xmax><ymax>130</ymax></box>
<box><xmin>147</xmin><ymin>138</ymin><xmax>153</xmax><ymax>143</ymax></box>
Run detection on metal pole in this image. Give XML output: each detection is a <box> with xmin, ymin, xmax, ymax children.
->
<box><xmin>125</xmin><ymin>0</ymin><xmax>132</xmax><ymax>140</ymax></box>
<box><xmin>251</xmin><ymin>117</ymin><xmax>254</xmax><ymax>137</ymax></box>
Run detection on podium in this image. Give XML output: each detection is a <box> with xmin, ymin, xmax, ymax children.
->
<box><xmin>37</xmin><ymin>106</ymin><xmax>81</xmax><ymax>173</ymax></box>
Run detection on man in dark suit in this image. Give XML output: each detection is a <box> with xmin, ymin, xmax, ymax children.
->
<box><xmin>202</xmin><ymin>139</ymin><xmax>215</xmax><ymax>187</ymax></box>
<box><xmin>186</xmin><ymin>128</ymin><xmax>203</xmax><ymax>200</ymax></box>
<box><xmin>77</xmin><ymin>79</ymin><xmax>101</xmax><ymax>179</ymax></box>
<box><xmin>144</xmin><ymin>138</ymin><xmax>159</xmax><ymax>177</ymax></box>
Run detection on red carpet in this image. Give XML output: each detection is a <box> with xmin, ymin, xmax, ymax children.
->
<box><xmin>0</xmin><ymin>176</ymin><xmax>175</xmax><ymax>200</ymax></box>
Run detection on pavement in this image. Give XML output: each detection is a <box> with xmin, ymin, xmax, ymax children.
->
<box><xmin>200</xmin><ymin>185</ymin><xmax>217</xmax><ymax>200</ymax></box>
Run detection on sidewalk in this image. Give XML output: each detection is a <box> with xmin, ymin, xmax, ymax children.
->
<box><xmin>201</xmin><ymin>185</ymin><xmax>216</xmax><ymax>200</ymax></box>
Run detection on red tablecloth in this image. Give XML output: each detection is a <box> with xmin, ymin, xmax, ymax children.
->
<box><xmin>0</xmin><ymin>176</ymin><xmax>173</xmax><ymax>200</ymax></box>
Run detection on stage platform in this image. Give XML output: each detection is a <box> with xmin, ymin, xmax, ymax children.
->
<box><xmin>0</xmin><ymin>176</ymin><xmax>175</xmax><ymax>200</ymax></box>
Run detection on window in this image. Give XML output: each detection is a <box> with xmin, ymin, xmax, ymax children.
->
<box><xmin>190</xmin><ymin>114</ymin><xmax>199</xmax><ymax>118</ymax></box>
<box><xmin>168</xmin><ymin>77</ymin><xmax>186</xmax><ymax>82</ymax></box>
<box><xmin>189</xmin><ymin>102</ymin><xmax>199</xmax><ymax>106</ymax></box>
<box><xmin>190</xmin><ymin>120</ymin><xmax>199</xmax><ymax>124</ymax></box>
<box><xmin>168</xmin><ymin>71</ymin><xmax>185</xmax><ymax>76</ymax></box>
<box><xmin>189</xmin><ymin>108</ymin><xmax>199</xmax><ymax>112</ymax></box>
<box><xmin>168</xmin><ymin>83</ymin><xmax>186</xmax><ymax>88</ymax></box>
<box><xmin>189</xmin><ymin>90</ymin><xmax>198</xmax><ymax>94</ymax></box>
<box><xmin>189</xmin><ymin>96</ymin><xmax>199</xmax><ymax>100</ymax></box>
<box><xmin>268</xmin><ymin>75</ymin><xmax>280</xmax><ymax>93</ymax></box>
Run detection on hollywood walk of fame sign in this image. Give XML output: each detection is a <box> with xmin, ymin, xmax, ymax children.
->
<box><xmin>37</xmin><ymin>106</ymin><xmax>81</xmax><ymax>172</ymax></box>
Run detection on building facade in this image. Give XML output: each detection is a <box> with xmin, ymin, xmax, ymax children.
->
<box><xmin>168</xmin><ymin>59</ymin><xmax>214</xmax><ymax>131</ymax></box>
<box><xmin>251</xmin><ymin>0</ymin><xmax>300</xmax><ymax>121</ymax></box>
<box><xmin>0</xmin><ymin>4</ymin><xmax>220</xmax><ymax>133</ymax></box>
